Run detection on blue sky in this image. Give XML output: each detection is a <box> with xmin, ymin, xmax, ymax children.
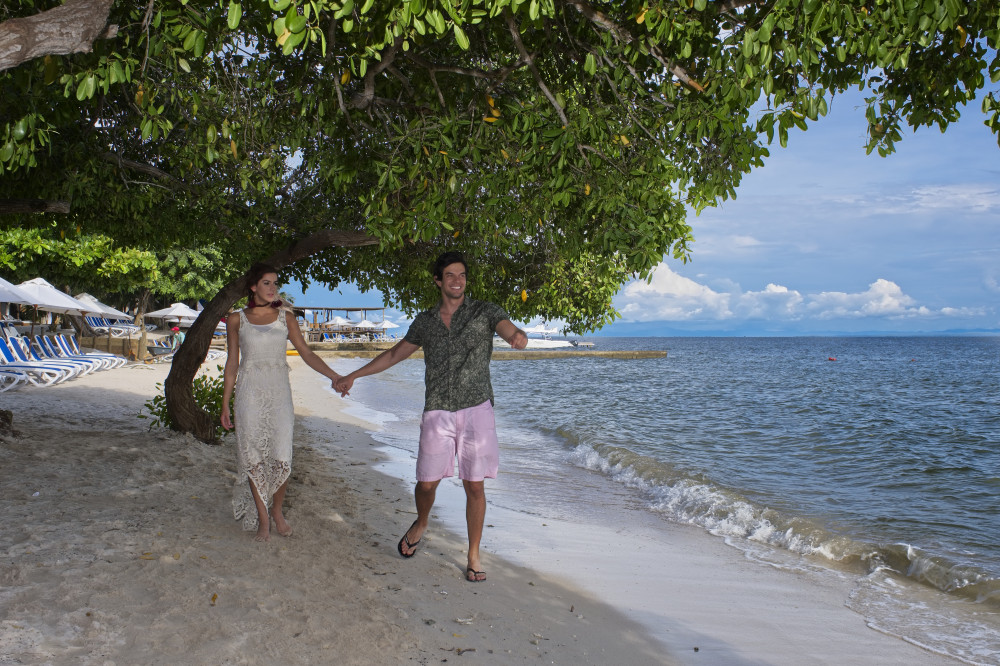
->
<box><xmin>286</xmin><ymin>88</ymin><xmax>1000</xmax><ymax>336</ymax></box>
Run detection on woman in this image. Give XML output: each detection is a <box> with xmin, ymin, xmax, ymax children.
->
<box><xmin>221</xmin><ymin>263</ymin><xmax>342</xmax><ymax>542</ymax></box>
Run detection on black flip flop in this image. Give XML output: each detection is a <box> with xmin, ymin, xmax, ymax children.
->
<box><xmin>465</xmin><ymin>567</ymin><xmax>486</xmax><ymax>582</ymax></box>
<box><xmin>397</xmin><ymin>520</ymin><xmax>420</xmax><ymax>558</ymax></box>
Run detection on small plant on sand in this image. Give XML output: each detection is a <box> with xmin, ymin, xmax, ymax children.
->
<box><xmin>140</xmin><ymin>364</ymin><xmax>232</xmax><ymax>440</ymax></box>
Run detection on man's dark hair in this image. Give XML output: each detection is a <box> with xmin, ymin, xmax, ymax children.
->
<box><xmin>432</xmin><ymin>251</ymin><xmax>467</xmax><ymax>280</ymax></box>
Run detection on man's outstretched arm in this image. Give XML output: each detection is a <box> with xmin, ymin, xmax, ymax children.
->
<box><xmin>495</xmin><ymin>320</ymin><xmax>528</xmax><ymax>349</ymax></box>
<box><xmin>334</xmin><ymin>339</ymin><xmax>420</xmax><ymax>394</ymax></box>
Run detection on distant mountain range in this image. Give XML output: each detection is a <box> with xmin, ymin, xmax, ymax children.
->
<box><xmin>588</xmin><ymin>322</ymin><xmax>1000</xmax><ymax>337</ymax></box>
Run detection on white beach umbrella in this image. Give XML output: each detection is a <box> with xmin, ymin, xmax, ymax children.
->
<box><xmin>74</xmin><ymin>293</ymin><xmax>132</xmax><ymax>320</ymax></box>
<box><xmin>374</xmin><ymin>320</ymin><xmax>400</xmax><ymax>329</ymax></box>
<box><xmin>328</xmin><ymin>315</ymin><xmax>353</xmax><ymax>326</ymax></box>
<box><xmin>146</xmin><ymin>302</ymin><xmax>201</xmax><ymax>319</ymax></box>
<box><xmin>0</xmin><ymin>276</ymin><xmax>34</xmax><ymax>305</ymax></box>
<box><xmin>17</xmin><ymin>277</ymin><xmax>97</xmax><ymax>315</ymax></box>
<box><xmin>351</xmin><ymin>319</ymin><xmax>377</xmax><ymax>329</ymax></box>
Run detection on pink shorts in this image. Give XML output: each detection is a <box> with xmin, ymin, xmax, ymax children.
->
<box><xmin>416</xmin><ymin>400</ymin><xmax>499</xmax><ymax>482</ymax></box>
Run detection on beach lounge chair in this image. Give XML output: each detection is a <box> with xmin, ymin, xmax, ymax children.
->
<box><xmin>0</xmin><ymin>338</ymin><xmax>71</xmax><ymax>385</ymax></box>
<box><xmin>60</xmin><ymin>334</ymin><xmax>128</xmax><ymax>368</ymax></box>
<box><xmin>0</xmin><ymin>369</ymin><xmax>27</xmax><ymax>392</ymax></box>
<box><xmin>19</xmin><ymin>335</ymin><xmax>97</xmax><ymax>375</ymax></box>
<box><xmin>85</xmin><ymin>316</ymin><xmax>135</xmax><ymax>338</ymax></box>
<box><xmin>34</xmin><ymin>335</ymin><xmax>105</xmax><ymax>372</ymax></box>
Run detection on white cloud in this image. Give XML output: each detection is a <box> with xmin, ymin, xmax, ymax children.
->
<box><xmin>985</xmin><ymin>274</ymin><xmax>1000</xmax><ymax>294</ymax></box>
<box><xmin>619</xmin><ymin>265</ymin><xmax>732</xmax><ymax>321</ymax></box>
<box><xmin>810</xmin><ymin>183</ymin><xmax>1000</xmax><ymax>218</ymax></box>
<box><xmin>909</xmin><ymin>184</ymin><xmax>1000</xmax><ymax>213</ymax></box>
<box><xmin>807</xmin><ymin>278</ymin><xmax>918</xmax><ymax>318</ymax></box>
<box><xmin>616</xmin><ymin>267</ymin><xmax>974</xmax><ymax>324</ymax></box>
<box><xmin>733</xmin><ymin>283</ymin><xmax>804</xmax><ymax>319</ymax></box>
<box><xmin>695</xmin><ymin>233</ymin><xmax>765</xmax><ymax>256</ymax></box>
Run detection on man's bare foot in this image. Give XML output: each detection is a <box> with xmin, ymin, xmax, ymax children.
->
<box><xmin>272</xmin><ymin>511</ymin><xmax>293</xmax><ymax>537</ymax></box>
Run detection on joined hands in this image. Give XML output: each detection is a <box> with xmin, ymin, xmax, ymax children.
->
<box><xmin>332</xmin><ymin>375</ymin><xmax>353</xmax><ymax>397</ymax></box>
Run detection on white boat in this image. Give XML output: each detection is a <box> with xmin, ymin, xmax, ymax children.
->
<box><xmin>493</xmin><ymin>324</ymin><xmax>580</xmax><ymax>349</ymax></box>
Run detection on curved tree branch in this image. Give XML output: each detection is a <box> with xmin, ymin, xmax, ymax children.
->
<box><xmin>505</xmin><ymin>9</ymin><xmax>569</xmax><ymax>126</ymax></box>
<box><xmin>0</xmin><ymin>0</ymin><xmax>117</xmax><ymax>72</ymax></box>
<box><xmin>164</xmin><ymin>228</ymin><xmax>379</xmax><ymax>442</ymax></box>
<box><xmin>559</xmin><ymin>0</ymin><xmax>705</xmax><ymax>92</ymax></box>
<box><xmin>0</xmin><ymin>199</ymin><xmax>71</xmax><ymax>214</ymax></box>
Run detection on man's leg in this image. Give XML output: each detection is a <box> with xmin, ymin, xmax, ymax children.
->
<box><xmin>463</xmin><ymin>479</ymin><xmax>487</xmax><ymax>581</ymax></box>
<box><xmin>400</xmin><ymin>479</ymin><xmax>440</xmax><ymax>556</ymax></box>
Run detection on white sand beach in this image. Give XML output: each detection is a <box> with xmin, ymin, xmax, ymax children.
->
<box><xmin>0</xmin><ymin>356</ymin><xmax>956</xmax><ymax>665</ymax></box>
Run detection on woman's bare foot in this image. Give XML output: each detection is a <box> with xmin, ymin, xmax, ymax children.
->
<box><xmin>254</xmin><ymin>520</ymin><xmax>270</xmax><ymax>542</ymax></box>
<box><xmin>271</xmin><ymin>511</ymin><xmax>293</xmax><ymax>537</ymax></box>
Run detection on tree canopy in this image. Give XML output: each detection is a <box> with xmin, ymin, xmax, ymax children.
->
<box><xmin>1</xmin><ymin>0</ymin><xmax>998</xmax><ymax>438</ymax></box>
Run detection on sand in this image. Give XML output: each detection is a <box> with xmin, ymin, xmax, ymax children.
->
<box><xmin>0</xmin><ymin>356</ymin><xmax>957</xmax><ymax>665</ymax></box>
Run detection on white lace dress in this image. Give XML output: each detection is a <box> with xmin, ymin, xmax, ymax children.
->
<box><xmin>232</xmin><ymin>309</ymin><xmax>294</xmax><ymax>531</ymax></box>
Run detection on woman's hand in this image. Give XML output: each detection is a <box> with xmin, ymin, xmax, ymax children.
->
<box><xmin>333</xmin><ymin>375</ymin><xmax>353</xmax><ymax>397</ymax></box>
<box><xmin>221</xmin><ymin>408</ymin><xmax>233</xmax><ymax>431</ymax></box>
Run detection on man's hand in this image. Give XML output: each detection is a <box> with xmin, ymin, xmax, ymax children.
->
<box><xmin>508</xmin><ymin>329</ymin><xmax>528</xmax><ymax>350</ymax></box>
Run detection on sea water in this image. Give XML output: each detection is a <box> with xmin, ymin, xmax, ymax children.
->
<box><xmin>328</xmin><ymin>336</ymin><xmax>1000</xmax><ymax>664</ymax></box>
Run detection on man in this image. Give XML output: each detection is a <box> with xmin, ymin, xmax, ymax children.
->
<box><xmin>334</xmin><ymin>251</ymin><xmax>527</xmax><ymax>582</ymax></box>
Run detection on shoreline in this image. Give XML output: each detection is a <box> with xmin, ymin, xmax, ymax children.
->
<box><xmin>0</xmin><ymin>357</ymin><xmax>963</xmax><ymax>664</ymax></box>
<box><xmin>322</xmin><ymin>353</ymin><xmax>968</xmax><ymax>666</ymax></box>
<box><xmin>0</xmin><ymin>359</ymin><xmax>668</xmax><ymax>665</ymax></box>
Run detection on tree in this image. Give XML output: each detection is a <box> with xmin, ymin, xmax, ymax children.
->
<box><xmin>1</xmin><ymin>0</ymin><xmax>997</xmax><ymax>440</ymax></box>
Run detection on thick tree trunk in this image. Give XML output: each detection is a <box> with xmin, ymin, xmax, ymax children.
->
<box><xmin>135</xmin><ymin>288</ymin><xmax>151</xmax><ymax>362</ymax></box>
<box><xmin>0</xmin><ymin>0</ymin><xmax>116</xmax><ymax>72</ymax></box>
<box><xmin>164</xmin><ymin>229</ymin><xmax>378</xmax><ymax>443</ymax></box>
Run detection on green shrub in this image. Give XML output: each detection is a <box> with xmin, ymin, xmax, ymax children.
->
<box><xmin>140</xmin><ymin>364</ymin><xmax>232</xmax><ymax>440</ymax></box>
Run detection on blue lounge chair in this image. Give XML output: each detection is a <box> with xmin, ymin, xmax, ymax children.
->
<box><xmin>59</xmin><ymin>334</ymin><xmax>127</xmax><ymax>368</ymax></box>
<box><xmin>34</xmin><ymin>335</ymin><xmax>104</xmax><ymax>372</ymax></box>
<box><xmin>0</xmin><ymin>369</ymin><xmax>27</xmax><ymax>392</ymax></box>
<box><xmin>0</xmin><ymin>338</ymin><xmax>71</xmax><ymax>385</ymax></box>
<box><xmin>16</xmin><ymin>335</ymin><xmax>95</xmax><ymax>376</ymax></box>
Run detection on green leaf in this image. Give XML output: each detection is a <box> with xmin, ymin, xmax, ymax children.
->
<box><xmin>228</xmin><ymin>1</ymin><xmax>242</xmax><ymax>30</ymax></box>
<box><xmin>178</xmin><ymin>58</ymin><xmax>191</xmax><ymax>73</ymax></box>
<box><xmin>12</xmin><ymin>118</ymin><xmax>28</xmax><ymax>140</ymax></box>
<box><xmin>334</xmin><ymin>0</ymin><xmax>354</xmax><ymax>19</ymax></box>
<box><xmin>454</xmin><ymin>24</ymin><xmax>470</xmax><ymax>50</ymax></box>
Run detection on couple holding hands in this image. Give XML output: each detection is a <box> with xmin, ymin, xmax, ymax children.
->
<box><xmin>221</xmin><ymin>252</ymin><xmax>526</xmax><ymax>583</ymax></box>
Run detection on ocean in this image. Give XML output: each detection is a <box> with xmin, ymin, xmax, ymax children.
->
<box><xmin>328</xmin><ymin>336</ymin><xmax>1000</xmax><ymax>664</ymax></box>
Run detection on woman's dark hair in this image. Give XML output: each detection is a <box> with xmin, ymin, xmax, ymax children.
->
<box><xmin>246</xmin><ymin>263</ymin><xmax>279</xmax><ymax>302</ymax></box>
<box><xmin>432</xmin><ymin>251</ymin><xmax>467</xmax><ymax>280</ymax></box>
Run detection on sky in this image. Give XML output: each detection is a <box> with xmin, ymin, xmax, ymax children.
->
<box><xmin>284</xmin><ymin>88</ymin><xmax>1000</xmax><ymax>337</ymax></box>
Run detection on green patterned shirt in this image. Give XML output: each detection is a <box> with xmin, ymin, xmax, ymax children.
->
<box><xmin>404</xmin><ymin>297</ymin><xmax>509</xmax><ymax>412</ymax></box>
